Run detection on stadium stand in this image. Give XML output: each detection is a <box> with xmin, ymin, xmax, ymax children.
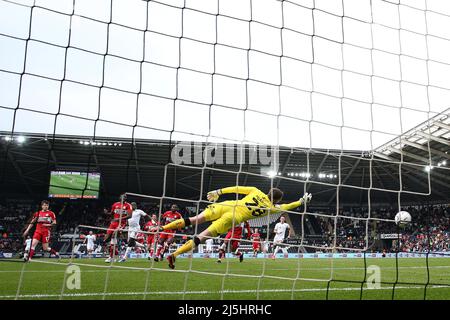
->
<box><xmin>0</xmin><ymin>199</ymin><xmax>448</xmax><ymax>257</ymax></box>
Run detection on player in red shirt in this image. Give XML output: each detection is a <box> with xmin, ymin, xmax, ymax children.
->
<box><xmin>22</xmin><ymin>200</ymin><xmax>60</xmax><ymax>261</ymax></box>
<box><xmin>251</xmin><ymin>228</ymin><xmax>261</xmax><ymax>257</ymax></box>
<box><xmin>154</xmin><ymin>205</ymin><xmax>182</xmax><ymax>262</ymax></box>
<box><xmin>217</xmin><ymin>221</ymin><xmax>251</xmax><ymax>263</ymax></box>
<box><xmin>104</xmin><ymin>194</ymin><xmax>133</xmax><ymax>263</ymax></box>
<box><xmin>143</xmin><ymin>214</ymin><xmax>159</xmax><ymax>259</ymax></box>
<box><xmin>134</xmin><ymin>232</ymin><xmax>146</xmax><ymax>254</ymax></box>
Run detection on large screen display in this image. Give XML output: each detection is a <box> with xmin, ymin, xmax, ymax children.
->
<box><xmin>49</xmin><ymin>171</ymin><xmax>100</xmax><ymax>199</ymax></box>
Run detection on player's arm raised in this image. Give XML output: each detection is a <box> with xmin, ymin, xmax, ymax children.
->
<box><xmin>142</xmin><ymin>212</ymin><xmax>150</xmax><ymax>222</ymax></box>
<box><xmin>276</xmin><ymin>193</ymin><xmax>312</xmax><ymax>212</ymax></box>
<box><xmin>245</xmin><ymin>221</ymin><xmax>251</xmax><ymax>239</ymax></box>
<box><xmin>207</xmin><ymin>186</ymin><xmax>258</xmax><ymax>202</ymax></box>
<box><xmin>23</xmin><ymin>215</ymin><xmax>37</xmax><ymax>238</ymax></box>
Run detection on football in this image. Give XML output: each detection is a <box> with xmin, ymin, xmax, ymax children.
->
<box><xmin>395</xmin><ymin>211</ymin><xmax>412</xmax><ymax>227</ymax></box>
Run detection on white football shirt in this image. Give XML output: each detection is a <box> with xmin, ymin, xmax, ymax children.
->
<box><xmin>128</xmin><ymin>209</ymin><xmax>147</xmax><ymax>228</ymax></box>
<box><xmin>274</xmin><ymin>222</ymin><xmax>290</xmax><ymax>240</ymax></box>
<box><xmin>85</xmin><ymin>234</ymin><xmax>96</xmax><ymax>246</ymax></box>
<box><xmin>205</xmin><ymin>238</ymin><xmax>214</xmax><ymax>250</ymax></box>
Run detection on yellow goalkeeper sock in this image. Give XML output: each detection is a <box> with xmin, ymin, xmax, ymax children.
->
<box><xmin>173</xmin><ymin>239</ymin><xmax>194</xmax><ymax>258</ymax></box>
<box><xmin>162</xmin><ymin>218</ymin><xmax>186</xmax><ymax>231</ymax></box>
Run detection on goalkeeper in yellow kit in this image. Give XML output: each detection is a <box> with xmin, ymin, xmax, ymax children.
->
<box><xmin>155</xmin><ymin>186</ymin><xmax>312</xmax><ymax>269</ymax></box>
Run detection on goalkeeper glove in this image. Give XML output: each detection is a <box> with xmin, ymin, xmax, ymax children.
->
<box><xmin>207</xmin><ymin>189</ymin><xmax>222</xmax><ymax>202</ymax></box>
<box><xmin>300</xmin><ymin>192</ymin><xmax>312</xmax><ymax>205</ymax></box>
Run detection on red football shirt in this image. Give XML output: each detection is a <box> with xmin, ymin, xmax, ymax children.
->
<box><xmin>226</xmin><ymin>222</ymin><xmax>251</xmax><ymax>239</ymax></box>
<box><xmin>144</xmin><ymin>219</ymin><xmax>159</xmax><ymax>231</ymax></box>
<box><xmin>251</xmin><ymin>232</ymin><xmax>261</xmax><ymax>243</ymax></box>
<box><xmin>33</xmin><ymin>210</ymin><xmax>56</xmax><ymax>232</ymax></box>
<box><xmin>136</xmin><ymin>232</ymin><xmax>145</xmax><ymax>243</ymax></box>
<box><xmin>111</xmin><ymin>201</ymin><xmax>132</xmax><ymax>221</ymax></box>
<box><xmin>161</xmin><ymin>211</ymin><xmax>182</xmax><ymax>233</ymax></box>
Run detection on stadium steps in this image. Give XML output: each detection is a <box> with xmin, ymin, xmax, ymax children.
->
<box><xmin>308</xmin><ymin>215</ymin><xmax>323</xmax><ymax>235</ymax></box>
<box><xmin>287</xmin><ymin>212</ymin><xmax>307</xmax><ymax>235</ymax></box>
<box><xmin>59</xmin><ymin>242</ymin><xmax>71</xmax><ymax>254</ymax></box>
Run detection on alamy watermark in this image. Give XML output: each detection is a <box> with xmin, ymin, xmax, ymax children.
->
<box><xmin>366</xmin><ymin>265</ymin><xmax>381</xmax><ymax>289</ymax></box>
<box><xmin>171</xmin><ymin>142</ymin><xmax>279</xmax><ymax>166</ymax></box>
<box><xmin>66</xmin><ymin>265</ymin><xmax>81</xmax><ymax>290</ymax></box>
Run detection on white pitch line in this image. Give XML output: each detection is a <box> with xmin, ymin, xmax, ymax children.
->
<box><xmin>1</xmin><ymin>265</ymin><xmax>450</xmax><ymax>273</ymax></box>
<box><xmin>2</xmin><ymin>259</ymin><xmax>450</xmax><ymax>277</ymax></box>
<box><xmin>1</xmin><ymin>285</ymin><xmax>449</xmax><ymax>299</ymax></box>
<box><xmin>7</xmin><ymin>259</ymin><xmax>450</xmax><ymax>271</ymax></box>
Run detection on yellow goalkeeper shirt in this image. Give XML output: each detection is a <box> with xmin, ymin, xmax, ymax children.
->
<box><xmin>218</xmin><ymin>186</ymin><xmax>302</xmax><ymax>223</ymax></box>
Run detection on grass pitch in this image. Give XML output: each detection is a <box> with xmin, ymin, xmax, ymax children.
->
<box><xmin>0</xmin><ymin>257</ymin><xmax>449</xmax><ymax>300</ymax></box>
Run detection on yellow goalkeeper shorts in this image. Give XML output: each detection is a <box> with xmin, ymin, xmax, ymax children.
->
<box><xmin>203</xmin><ymin>200</ymin><xmax>234</xmax><ymax>221</ymax></box>
<box><xmin>203</xmin><ymin>201</ymin><xmax>241</xmax><ymax>236</ymax></box>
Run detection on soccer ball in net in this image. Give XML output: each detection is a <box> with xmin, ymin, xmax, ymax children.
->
<box><xmin>394</xmin><ymin>211</ymin><xmax>412</xmax><ymax>227</ymax></box>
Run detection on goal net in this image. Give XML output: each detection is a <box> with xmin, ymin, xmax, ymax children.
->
<box><xmin>0</xmin><ymin>0</ymin><xmax>449</xmax><ymax>300</ymax></box>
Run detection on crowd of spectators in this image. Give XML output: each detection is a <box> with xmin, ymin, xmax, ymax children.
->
<box><xmin>0</xmin><ymin>199</ymin><xmax>196</xmax><ymax>254</ymax></box>
<box><xmin>397</xmin><ymin>205</ymin><xmax>449</xmax><ymax>252</ymax></box>
<box><xmin>0</xmin><ymin>199</ymin><xmax>448</xmax><ymax>255</ymax></box>
<box><xmin>306</xmin><ymin>204</ymin><xmax>449</xmax><ymax>252</ymax></box>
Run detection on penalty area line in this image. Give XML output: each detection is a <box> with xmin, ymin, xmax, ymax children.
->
<box><xmin>2</xmin><ymin>285</ymin><xmax>449</xmax><ymax>299</ymax></box>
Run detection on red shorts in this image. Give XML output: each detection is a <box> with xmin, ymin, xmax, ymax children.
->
<box><xmin>159</xmin><ymin>232</ymin><xmax>175</xmax><ymax>241</ymax></box>
<box><xmin>107</xmin><ymin>222</ymin><xmax>126</xmax><ymax>235</ymax></box>
<box><xmin>33</xmin><ymin>229</ymin><xmax>50</xmax><ymax>244</ymax></box>
<box><xmin>253</xmin><ymin>242</ymin><xmax>261</xmax><ymax>250</ymax></box>
<box><xmin>230</xmin><ymin>240</ymin><xmax>239</xmax><ymax>251</ymax></box>
<box><xmin>147</xmin><ymin>234</ymin><xmax>156</xmax><ymax>245</ymax></box>
<box><xmin>225</xmin><ymin>232</ymin><xmax>242</xmax><ymax>240</ymax></box>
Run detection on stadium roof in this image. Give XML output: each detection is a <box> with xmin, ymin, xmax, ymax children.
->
<box><xmin>376</xmin><ymin>109</ymin><xmax>450</xmax><ymax>164</ymax></box>
<box><xmin>1</xmin><ymin>123</ymin><xmax>449</xmax><ymax>206</ymax></box>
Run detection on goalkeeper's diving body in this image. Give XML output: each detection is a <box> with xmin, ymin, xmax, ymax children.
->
<box><xmin>154</xmin><ymin>186</ymin><xmax>312</xmax><ymax>269</ymax></box>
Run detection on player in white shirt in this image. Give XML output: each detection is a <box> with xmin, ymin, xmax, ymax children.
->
<box><xmin>119</xmin><ymin>202</ymin><xmax>148</xmax><ymax>262</ymax></box>
<box><xmin>205</xmin><ymin>238</ymin><xmax>214</xmax><ymax>255</ymax></box>
<box><xmin>83</xmin><ymin>231</ymin><xmax>96</xmax><ymax>258</ymax></box>
<box><xmin>262</xmin><ymin>240</ymin><xmax>270</xmax><ymax>256</ymax></box>
<box><xmin>23</xmin><ymin>236</ymin><xmax>32</xmax><ymax>261</ymax></box>
<box><xmin>272</xmin><ymin>216</ymin><xmax>292</xmax><ymax>259</ymax></box>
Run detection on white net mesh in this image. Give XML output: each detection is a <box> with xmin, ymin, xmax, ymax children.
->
<box><xmin>0</xmin><ymin>0</ymin><xmax>449</xmax><ymax>300</ymax></box>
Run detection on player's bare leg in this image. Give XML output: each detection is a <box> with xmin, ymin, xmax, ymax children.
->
<box><xmin>161</xmin><ymin>242</ymin><xmax>168</xmax><ymax>260</ymax></box>
<box><xmin>272</xmin><ymin>242</ymin><xmax>283</xmax><ymax>260</ymax></box>
<box><xmin>147</xmin><ymin>241</ymin><xmax>154</xmax><ymax>260</ymax></box>
<box><xmin>150</xmin><ymin>240</ymin><xmax>158</xmax><ymax>260</ymax></box>
<box><xmin>217</xmin><ymin>249</ymin><xmax>225</xmax><ymax>263</ymax></box>
<box><xmin>156</xmin><ymin>210</ymin><xmax>215</xmax><ymax>269</ymax></box>
<box><xmin>103</xmin><ymin>232</ymin><xmax>113</xmax><ymax>253</ymax></box>
<box><xmin>217</xmin><ymin>241</ymin><xmax>227</xmax><ymax>263</ymax></box>
<box><xmin>105</xmin><ymin>234</ymin><xmax>119</xmax><ymax>263</ymax></box>
<box><xmin>232</xmin><ymin>242</ymin><xmax>243</xmax><ymax>263</ymax></box>
<box><xmin>282</xmin><ymin>245</ymin><xmax>289</xmax><ymax>258</ymax></box>
<box><xmin>42</xmin><ymin>242</ymin><xmax>60</xmax><ymax>260</ymax></box>
<box><xmin>155</xmin><ymin>238</ymin><xmax>166</xmax><ymax>262</ymax></box>
<box><xmin>167</xmin><ymin>228</ymin><xmax>213</xmax><ymax>269</ymax></box>
<box><xmin>23</xmin><ymin>249</ymin><xmax>30</xmax><ymax>261</ymax></box>
<box><xmin>161</xmin><ymin>237</ymin><xmax>174</xmax><ymax>260</ymax></box>
<box><xmin>26</xmin><ymin>239</ymin><xmax>40</xmax><ymax>261</ymax></box>
<box><xmin>119</xmin><ymin>238</ymin><xmax>146</xmax><ymax>262</ymax></box>
<box><xmin>104</xmin><ymin>230</ymin><xmax>115</xmax><ymax>262</ymax></box>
